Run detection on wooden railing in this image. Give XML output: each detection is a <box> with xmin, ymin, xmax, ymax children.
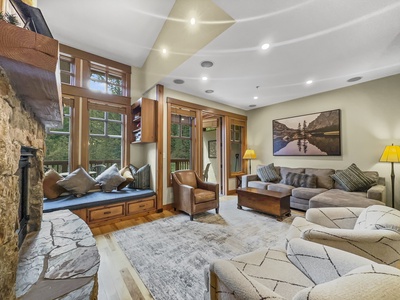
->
<box><xmin>43</xmin><ymin>159</ymin><xmax>120</xmax><ymax>174</ymax></box>
<box><xmin>170</xmin><ymin>159</ymin><xmax>190</xmax><ymax>172</ymax></box>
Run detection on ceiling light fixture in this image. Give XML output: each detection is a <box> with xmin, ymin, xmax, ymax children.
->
<box><xmin>173</xmin><ymin>79</ymin><xmax>185</xmax><ymax>84</ymax></box>
<box><xmin>306</xmin><ymin>80</ymin><xmax>313</xmax><ymax>85</ymax></box>
<box><xmin>201</xmin><ymin>61</ymin><xmax>214</xmax><ymax>68</ymax></box>
<box><xmin>253</xmin><ymin>96</ymin><xmax>258</xmax><ymax>100</ymax></box>
<box><xmin>261</xmin><ymin>43</ymin><xmax>270</xmax><ymax>50</ymax></box>
<box><xmin>205</xmin><ymin>90</ymin><xmax>214</xmax><ymax>93</ymax></box>
<box><xmin>249</xmin><ymin>104</ymin><xmax>257</xmax><ymax>108</ymax></box>
<box><xmin>162</xmin><ymin>48</ymin><xmax>167</xmax><ymax>54</ymax></box>
<box><xmin>190</xmin><ymin>18</ymin><xmax>196</xmax><ymax>25</ymax></box>
<box><xmin>347</xmin><ymin>76</ymin><xmax>362</xmax><ymax>82</ymax></box>
<box><xmin>202</xmin><ymin>76</ymin><xmax>208</xmax><ymax>81</ymax></box>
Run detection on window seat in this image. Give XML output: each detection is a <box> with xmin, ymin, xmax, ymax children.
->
<box><xmin>44</xmin><ymin>188</ymin><xmax>157</xmax><ymax>226</ymax></box>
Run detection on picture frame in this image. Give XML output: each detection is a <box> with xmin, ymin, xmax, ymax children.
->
<box><xmin>208</xmin><ymin>140</ymin><xmax>217</xmax><ymax>158</ymax></box>
<box><xmin>273</xmin><ymin>109</ymin><xmax>341</xmax><ymax>156</ymax></box>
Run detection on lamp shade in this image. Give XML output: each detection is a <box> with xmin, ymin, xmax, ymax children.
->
<box><xmin>243</xmin><ymin>149</ymin><xmax>256</xmax><ymax>159</ymax></box>
<box><xmin>379</xmin><ymin>144</ymin><xmax>400</xmax><ymax>163</ymax></box>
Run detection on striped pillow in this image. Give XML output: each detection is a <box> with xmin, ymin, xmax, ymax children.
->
<box><xmin>331</xmin><ymin>163</ymin><xmax>374</xmax><ymax>192</ymax></box>
<box><xmin>128</xmin><ymin>164</ymin><xmax>151</xmax><ymax>189</ymax></box>
<box><xmin>257</xmin><ymin>163</ymin><xmax>280</xmax><ymax>182</ymax></box>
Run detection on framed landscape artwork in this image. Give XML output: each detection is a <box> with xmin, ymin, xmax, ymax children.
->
<box><xmin>273</xmin><ymin>109</ymin><xmax>341</xmax><ymax>156</ymax></box>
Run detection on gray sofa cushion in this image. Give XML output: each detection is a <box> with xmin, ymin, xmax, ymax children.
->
<box><xmin>309</xmin><ymin>189</ymin><xmax>385</xmax><ymax>209</ymax></box>
<box><xmin>292</xmin><ymin>187</ymin><xmax>328</xmax><ymax>200</ymax></box>
<box><xmin>268</xmin><ymin>183</ymin><xmax>295</xmax><ymax>194</ymax></box>
<box><xmin>248</xmin><ymin>181</ymin><xmax>271</xmax><ymax>189</ymax></box>
<box><xmin>305</xmin><ymin>168</ymin><xmax>335</xmax><ymax>189</ymax></box>
<box><xmin>280</xmin><ymin>167</ymin><xmax>305</xmax><ymax>183</ymax></box>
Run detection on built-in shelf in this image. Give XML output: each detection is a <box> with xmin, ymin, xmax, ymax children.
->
<box><xmin>131</xmin><ymin>98</ymin><xmax>156</xmax><ymax>143</ymax></box>
<box><xmin>0</xmin><ymin>21</ymin><xmax>63</xmax><ymax>129</ymax></box>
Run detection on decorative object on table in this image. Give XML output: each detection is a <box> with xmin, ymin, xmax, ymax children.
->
<box><xmin>243</xmin><ymin>149</ymin><xmax>256</xmax><ymax>174</ymax></box>
<box><xmin>273</xmin><ymin>109</ymin><xmax>341</xmax><ymax>156</ymax></box>
<box><xmin>379</xmin><ymin>144</ymin><xmax>400</xmax><ymax>208</ymax></box>
<box><xmin>208</xmin><ymin>140</ymin><xmax>217</xmax><ymax>158</ymax></box>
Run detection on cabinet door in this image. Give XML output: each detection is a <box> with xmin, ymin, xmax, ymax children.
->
<box><xmin>88</xmin><ymin>204</ymin><xmax>125</xmax><ymax>223</ymax></box>
<box><xmin>126</xmin><ymin>197</ymin><xmax>155</xmax><ymax>215</ymax></box>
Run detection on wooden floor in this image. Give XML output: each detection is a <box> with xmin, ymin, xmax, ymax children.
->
<box><xmin>93</xmin><ymin>209</ymin><xmax>180</xmax><ymax>300</ymax></box>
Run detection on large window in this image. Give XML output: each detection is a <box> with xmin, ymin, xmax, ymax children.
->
<box><xmin>60</xmin><ymin>56</ymin><xmax>74</xmax><ymax>85</ymax></box>
<box><xmin>89</xmin><ymin>64</ymin><xmax>124</xmax><ymax>96</ymax></box>
<box><xmin>89</xmin><ymin>109</ymin><xmax>123</xmax><ymax>174</ymax></box>
<box><xmin>44</xmin><ymin>98</ymin><xmax>72</xmax><ymax>173</ymax></box>
<box><xmin>170</xmin><ymin>114</ymin><xmax>194</xmax><ymax>172</ymax></box>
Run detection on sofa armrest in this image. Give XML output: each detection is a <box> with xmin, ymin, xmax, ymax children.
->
<box><xmin>241</xmin><ymin>174</ymin><xmax>259</xmax><ymax>188</ymax></box>
<box><xmin>210</xmin><ymin>260</ymin><xmax>283</xmax><ymax>300</ymax></box>
<box><xmin>367</xmin><ymin>184</ymin><xmax>386</xmax><ymax>201</ymax></box>
<box><xmin>306</xmin><ymin>207</ymin><xmax>364</xmax><ymax>229</ymax></box>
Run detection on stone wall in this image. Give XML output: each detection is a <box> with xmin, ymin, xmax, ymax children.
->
<box><xmin>0</xmin><ymin>69</ymin><xmax>45</xmax><ymax>299</ymax></box>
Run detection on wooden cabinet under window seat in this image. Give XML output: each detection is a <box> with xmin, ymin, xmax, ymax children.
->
<box><xmin>43</xmin><ymin>188</ymin><xmax>157</xmax><ymax>227</ymax></box>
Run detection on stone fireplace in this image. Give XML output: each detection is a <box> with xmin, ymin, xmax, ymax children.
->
<box><xmin>0</xmin><ymin>69</ymin><xmax>46</xmax><ymax>299</ymax></box>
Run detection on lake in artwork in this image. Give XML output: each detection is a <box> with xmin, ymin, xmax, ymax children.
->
<box><xmin>273</xmin><ymin>110</ymin><xmax>341</xmax><ymax>156</ymax></box>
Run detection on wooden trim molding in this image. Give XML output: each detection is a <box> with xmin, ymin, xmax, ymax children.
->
<box><xmin>156</xmin><ymin>84</ymin><xmax>164</xmax><ymax>210</ymax></box>
<box><xmin>60</xmin><ymin>44</ymin><xmax>131</xmax><ymax>74</ymax></box>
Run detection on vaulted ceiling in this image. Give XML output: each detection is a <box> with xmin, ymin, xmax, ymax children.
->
<box><xmin>39</xmin><ymin>0</ymin><xmax>400</xmax><ymax>110</ymax></box>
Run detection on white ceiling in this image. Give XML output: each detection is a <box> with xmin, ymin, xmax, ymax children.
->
<box><xmin>39</xmin><ymin>0</ymin><xmax>400</xmax><ymax>110</ymax></box>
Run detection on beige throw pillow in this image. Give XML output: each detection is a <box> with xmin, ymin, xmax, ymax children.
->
<box><xmin>43</xmin><ymin>169</ymin><xmax>67</xmax><ymax>199</ymax></box>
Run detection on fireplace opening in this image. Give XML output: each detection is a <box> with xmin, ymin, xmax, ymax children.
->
<box><xmin>16</xmin><ymin>146</ymin><xmax>37</xmax><ymax>247</ymax></box>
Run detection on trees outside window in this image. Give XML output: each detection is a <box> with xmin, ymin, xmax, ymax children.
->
<box><xmin>89</xmin><ymin>110</ymin><xmax>123</xmax><ymax>173</ymax></box>
<box><xmin>89</xmin><ymin>67</ymin><xmax>123</xmax><ymax>96</ymax></box>
<box><xmin>170</xmin><ymin>114</ymin><xmax>193</xmax><ymax>172</ymax></box>
<box><xmin>45</xmin><ymin>102</ymin><xmax>72</xmax><ymax>172</ymax></box>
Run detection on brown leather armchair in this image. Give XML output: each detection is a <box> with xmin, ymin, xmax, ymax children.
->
<box><xmin>171</xmin><ymin>170</ymin><xmax>219</xmax><ymax>221</ymax></box>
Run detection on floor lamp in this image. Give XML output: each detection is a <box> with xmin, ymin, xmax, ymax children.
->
<box><xmin>243</xmin><ymin>149</ymin><xmax>256</xmax><ymax>174</ymax></box>
<box><xmin>379</xmin><ymin>144</ymin><xmax>400</xmax><ymax>208</ymax></box>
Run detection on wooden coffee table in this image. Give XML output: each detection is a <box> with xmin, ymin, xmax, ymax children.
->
<box><xmin>236</xmin><ymin>187</ymin><xmax>291</xmax><ymax>221</ymax></box>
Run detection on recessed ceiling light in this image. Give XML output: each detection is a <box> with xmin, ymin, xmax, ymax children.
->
<box><xmin>261</xmin><ymin>43</ymin><xmax>270</xmax><ymax>50</ymax></box>
<box><xmin>201</xmin><ymin>61</ymin><xmax>214</xmax><ymax>68</ymax></box>
<box><xmin>205</xmin><ymin>90</ymin><xmax>214</xmax><ymax>93</ymax></box>
<box><xmin>306</xmin><ymin>80</ymin><xmax>313</xmax><ymax>85</ymax></box>
<box><xmin>162</xmin><ymin>48</ymin><xmax>167</xmax><ymax>54</ymax></box>
<box><xmin>173</xmin><ymin>79</ymin><xmax>184</xmax><ymax>84</ymax></box>
<box><xmin>190</xmin><ymin>18</ymin><xmax>196</xmax><ymax>25</ymax></box>
<box><xmin>253</xmin><ymin>96</ymin><xmax>258</xmax><ymax>100</ymax></box>
<box><xmin>202</xmin><ymin>76</ymin><xmax>208</xmax><ymax>81</ymax></box>
<box><xmin>347</xmin><ymin>76</ymin><xmax>362</xmax><ymax>82</ymax></box>
<box><xmin>249</xmin><ymin>104</ymin><xmax>257</xmax><ymax>108</ymax></box>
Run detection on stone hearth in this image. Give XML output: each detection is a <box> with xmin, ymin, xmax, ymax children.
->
<box><xmin>16</xmin><ymin>210</ymin><xmax>99</xmax><ymax>299</ymax></box>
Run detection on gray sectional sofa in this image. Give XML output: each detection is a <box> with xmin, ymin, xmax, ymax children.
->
<box><xmin>241</xmin><ymin>165</ymin><xmax>386</xmax><ymax>211</ymax></box>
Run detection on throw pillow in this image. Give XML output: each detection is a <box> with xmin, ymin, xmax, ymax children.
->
<box><xmin>354</xmin><ymin>205</ymin><xmax>400</xmax><ymax>233</ymax></box>
<box><xmin>56</xmin><ymin>167</ymin><xmax>97</xmax><ymax>197</ymax></box>
<box><xmin>95</xmin><ymin>164</ymin><xmax>126</xmax><ymax>192</ymax></box>
<box><xmin>43</xmin><ymin>169</ymin><xmax>67</xmax><ymax>199</ymax></box>
<box><xmin>330</xmin><ymin>163</ymin><xmax>374</xmax><ymax>192</ymax></box>
<box><xmin>117</xmin><ymin>165</ymin><xmax>134</xmax><ymax>190</ymax></box>
<box><xmin>256</xmin><ymin>163</ymin><xmax>280</xmax><ymax>182</ymax></box>
<box><xmin>284</xmin><ymin>172</ymin><xmax>317</xmax><ymax>188</ymax></box>
<box><xmin>128</xmin><ymin>164</ymin><xmax>151</xmax><ymax>189</ymax></box>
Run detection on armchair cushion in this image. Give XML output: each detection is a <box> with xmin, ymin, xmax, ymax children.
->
<box><xmin>194</xmin><ymin>189</ymin><xmax>216</xmax><ymax>204</ymax></box>
<box><xmin>173</xmin><ymin>170</ymin><xmax>197</xmax><ymax>188</ymax></box>
<box><xmin>293</xmin><ymin>264</ymin><xmax>400</xmax><ymax>300</ymax></box>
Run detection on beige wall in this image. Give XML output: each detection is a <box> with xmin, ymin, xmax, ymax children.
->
<box><xmin>247</xmin><ymin>74</ymin><xmax>400</xmax><ymax>207</ymax></box>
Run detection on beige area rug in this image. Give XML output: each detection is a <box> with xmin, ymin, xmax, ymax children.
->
<box><xmin>113</xmin><ymin>199</ymin><xmax>300</xmax><ymax>300</ymax></box>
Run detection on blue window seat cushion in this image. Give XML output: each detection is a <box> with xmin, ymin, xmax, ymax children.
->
<box><xmin>43</xmin><ymin>187</ymin><xmax>155</xmax><ymax>212</ymax></box>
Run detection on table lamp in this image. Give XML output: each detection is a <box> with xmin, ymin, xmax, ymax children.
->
<box><xmin>379</xmin><ymin>144</ymin><xmax>400</xmax><ymax>208</ymax></box>
<box><xmin>243</xmin><ymin>149</ymin><xmax>256</xmax><ymax>174</ymax></box>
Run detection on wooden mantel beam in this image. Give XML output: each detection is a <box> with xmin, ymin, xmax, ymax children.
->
<box><xmin>0</xmin><ymin>21</ymin><xmax>62</xmax><ymax>129</ymax></box>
